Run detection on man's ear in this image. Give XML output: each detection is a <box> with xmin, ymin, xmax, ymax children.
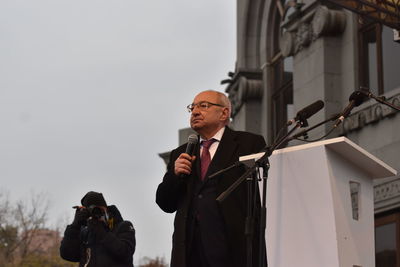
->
<box><xmin>220</xmin><ymin>107</ymin><xmax>229</xmax><ymax>122</ymax></box>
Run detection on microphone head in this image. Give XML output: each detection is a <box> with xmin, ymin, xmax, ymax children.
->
<box><xmin>296</xmin><ymin>100</ymin><xmax>324</xmax><ymax>121</ymax></box>
<box><xmin>349</xmin><ymin>91</ymin><xmax>368</xmax><ymax>107</ymax></box>
<box><xmin>187</xmin><ymin>134</ymin><xmax>198</xmax><ymax>145</ymax></box>
<box><xmin>182</xmin><ymin>134</ymin><xmax>198</xmax><ymax>167</ymax></box>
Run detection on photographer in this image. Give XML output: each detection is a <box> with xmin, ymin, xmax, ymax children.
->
<box><xmin>60</xmin><ymin>191</ymin><xmax>135</xmax><ymax>267</ymax></box>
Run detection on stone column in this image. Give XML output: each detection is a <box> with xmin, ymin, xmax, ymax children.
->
<box><xmin>279</xmin><ymin>4</ymin><xmax>348</xmax><ymax>138</ymax></box>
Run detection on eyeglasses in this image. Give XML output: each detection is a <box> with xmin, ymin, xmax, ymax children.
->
<box><xmin>186</xmin><ymin>101</ymin><xmax>225</xmax><ymax>113</ymax></box>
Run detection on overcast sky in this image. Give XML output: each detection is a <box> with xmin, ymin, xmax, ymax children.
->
<box><xmin>0</xmin><ymin>0</ymin><xmax>235</xmax><ymax>264</ymax></box>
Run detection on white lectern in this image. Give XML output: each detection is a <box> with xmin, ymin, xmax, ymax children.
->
<box><xmin>242</xmin><ymin>137</ymin><xmax>397</xmax><ymax>267</ymax></box>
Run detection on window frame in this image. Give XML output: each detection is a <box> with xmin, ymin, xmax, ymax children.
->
<box><xmin>267</xmin><ymin>0</ymin><xmax>294</xmax><ymax>144</ymax></box>
<box><xmin>358</xmin><ymin>19</ymin><xmax>384</xmax><ymax>95</ymax></box>
<box><xmin>375</xmin><ymin>212</ymin><xmax>400</xmax><ymax>267</ymax></box>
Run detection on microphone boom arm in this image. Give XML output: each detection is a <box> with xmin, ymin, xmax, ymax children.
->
<box><xmin>360</xmin><ymin>87</ymin><xmax>400</xmax><ymax>112</ymax></box>
<box><xmin>216</xmin><ymin>120</ymin><xmax>303</xmax><ymax>202</ymax></box>
<box><xmin>288</xmin><ymin>113</ymin><xmax>340</xmax><ymax>141</ymax></box>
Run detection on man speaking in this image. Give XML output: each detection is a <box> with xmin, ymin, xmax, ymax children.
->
<box><xmin>156</xmin><ymin>90</ymin><xmax>266</xmax><ymax>267</ymax></box>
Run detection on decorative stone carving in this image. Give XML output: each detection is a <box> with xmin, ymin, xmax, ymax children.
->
<box><xmin>350</xmin><ymin>181</ymin><xmax>360</xmax><ymax>220</ymax></box>
<box><xmin>374</xmin><ymin>104</ymin><xmax>383</xmax><ymax>120</ymax></box>
<box><xmin>280</xmin><ymin>31</ymin><xmax>296</xmax><ymax>57</ymax></box>
<box><xmin>391</xmin><ymin>97</ymin><xmax>400</xmax><ymax>116</ymax></box>
<box><xmin>228</xmin><ymin>85</ymin><xmax>242</xmax><ymax>118</ymax></box>
<box><xmin>280</xmin><ymin>5</ymin><xmax>346</xmax><ymax>58</ymax></box>
<box><xmin>343</xmin><ymin>92</ymin><xmax>400</xmax><ymax>133</ymax></box>
<box><xmin>311</xmin><ymin>5</ymin><xmax>346</xmax><ymax>38</ymax></box>
<box><xmin>375</xmin><ymin>179</ymin><xmax>400</xmax><ymax>202</ymax></box>
<box><xmin>229</xmin><ymin>76</ymin><xmax>263</xmax><ymax>117</ymax></box>
<box><xmin>374</xmin><ymin>176</ymin><xmax>400</xmax><ymax>213</ymax></box>
<box><xmin>280</xmin><ymin>22</ymin><xmax>313</xmax><ymax>56</ymax></box>
<box><xmin>225</xmin><ymin>70</ymin><xmax>263</xmax><ymax>118</ymax></box>
<box><xmin>295</xmin><ymin>23</ymin><xmax>312</xmax><ymax>49</ymax></box>
<box><xmin>238</xmin><ymin>76</ymin><xmax>263</xmax><ymax>101</ymax></box>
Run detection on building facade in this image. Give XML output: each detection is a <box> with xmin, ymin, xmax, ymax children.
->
<box><xmin>159</xmin><ymin>0</ymin><xmax>400</xmax><ymax>265</ymax></box>
<box><xmin>223</xmin><ymin>0</ymin><xmax>400</xmax><ymax>266</ymax></box>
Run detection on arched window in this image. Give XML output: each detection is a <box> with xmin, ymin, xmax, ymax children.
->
<box><xmin>267</xmin><ymin>0</ymin><xmax>295</xmax><ymax>143</ymax></box>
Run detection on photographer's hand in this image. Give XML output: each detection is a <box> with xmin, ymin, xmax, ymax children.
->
<box><xmin>72</xmin><ymin>208</ymin><xmax>90</xmax><ymax>227</ymax></box>
<box><xmin>87</xmin><ymin>218</ymin><xmax>107</xmax><ymax>241</ymax></box>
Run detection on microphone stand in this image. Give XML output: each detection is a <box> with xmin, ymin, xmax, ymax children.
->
<box><xmin>359</xmin><ymin>87</ymin><xmax>400</xmax><ymax>112</ymax></box>
<box><xmin>216</xmin><ymin>119</ymin><xmax>306</xmax><ymax>267</ymax></box>
<box><xmin>287</xmin><ymin>113</ymin><xmax>340</xmax><ymax>141</ymax></box>
<box><xmin>258</xmin><ymin>150</ymin><xmax>270</xmax><ymax>267</ymax></box>
<box><xmin>216</xmin><ymin>119</ymin><xmax>303</xmax><ymax>202</ymax></box>
<box><xmin>208</xmin><ymin>161</ymin><xmax>244</xmax><ymax>179</ymax></box>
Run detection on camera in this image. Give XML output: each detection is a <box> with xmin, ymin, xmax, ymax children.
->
<box><xmin>73</xmin><ymin>205</ymin><xmax>106</xmax><ymax>221</ymax></box>
<box><xmin>87</xmin><ymin>205</ymin><xmax>104</xmax><ymax>219</ymax></box>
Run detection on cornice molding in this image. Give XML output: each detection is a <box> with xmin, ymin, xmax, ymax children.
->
<box><xmin>342</xmin><ymin>92</ymin><xmax>400</xmax><ymax>133</ymax></box>
<box><xmin>375</xmin><ymin>176</ymin><xmax>400</xmax><ymax>213</ymax></box>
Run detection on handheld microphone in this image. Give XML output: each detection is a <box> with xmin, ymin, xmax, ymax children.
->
<box><xmin>334</xmin><ymin>91</ymin><xmax>368</xmax><ymax>127</ymax></box>
<box><xmin>287</xmin><ymin>100</ymin><xmax>325</xmax><ymax>127</ymax></box>
<box><xmin>180</xmin><ymin>134</ymin><xmax>198</xmax><ymax>178</ymax></box>
<box><xmin>185</xmin><ymin>134</ymin><xmax>198</xmax><ymax>155</ymax></box>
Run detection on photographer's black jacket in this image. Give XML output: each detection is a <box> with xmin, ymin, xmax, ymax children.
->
<box><xmin>60</xmin><ymin>205</ymin><xmax>135</xmax><ymax>267</ymax></box>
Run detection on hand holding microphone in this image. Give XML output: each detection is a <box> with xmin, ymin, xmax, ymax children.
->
<box><xmin>174</xmin><ymin>134</ymin><xmax>198</xmax><ymax>177</ymax></box>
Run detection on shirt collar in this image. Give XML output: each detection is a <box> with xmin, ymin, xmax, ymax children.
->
<box><xmin>200</xmin><ymin>126</ymin><xmax>225</xmax><ymax>143</ymax></box>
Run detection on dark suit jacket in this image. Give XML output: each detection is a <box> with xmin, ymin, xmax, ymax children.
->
<box><xmin>156</xmin><ymin>127</ymin><xmax>266</xmax><ymax>267</ymax></box>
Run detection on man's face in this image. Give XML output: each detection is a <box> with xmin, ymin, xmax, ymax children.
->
<box><xmin>190</xmin><ymin>91</ymin><xmax>228</xmax><ymax>135</ymax></box>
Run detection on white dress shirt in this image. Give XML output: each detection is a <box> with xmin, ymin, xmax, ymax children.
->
<box><xmin>199</xmin><ymin>126</ymin><xmax>225</xmax><ymax>160</ymax></box>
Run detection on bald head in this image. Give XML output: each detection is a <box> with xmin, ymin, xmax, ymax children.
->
<box><xmin>189</xmin><ymin>90</ymin><xmax>231</xmax><ymax>139</ymax></box>
<box><xmin>199</xmin><ymin>90</ymin><xmax>231</xmax><ymax>124</ymax></box>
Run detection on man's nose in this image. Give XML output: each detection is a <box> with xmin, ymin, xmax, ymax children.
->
<box><xmin>191</xmin><ymin>105</ymin><xmax>201</xmax><ymax>115</ymax></box>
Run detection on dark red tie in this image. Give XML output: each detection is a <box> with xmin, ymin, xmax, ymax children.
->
<box><xmin>200</xmin><ymin>139</ymin><xmax>216</xmax><ymax>180</ymax></box>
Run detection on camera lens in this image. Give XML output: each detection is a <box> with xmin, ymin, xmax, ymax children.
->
<box><xmin>88</xmin><ymin>205</ymin><xmax>104</xmax><ymax>219</ymax></box>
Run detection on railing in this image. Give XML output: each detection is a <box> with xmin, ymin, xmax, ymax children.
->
<box><xmin>322</xmin><ymin>0</ymin><xmax>400</xmax><ymax>30</ymax></box>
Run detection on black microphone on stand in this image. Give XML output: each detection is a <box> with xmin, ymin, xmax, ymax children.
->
<box><xmin>180</xmin><ymin>134</ymin><xmax>198</xmax><ymax>178</ymax></box>
<box><xmin>287</xmin><ymin>100</ymin><xmax>325</xmax><ymax>128</ymax></box>
<box><xmin>334</xmin><ymin>91</ymin><xmax>368</xmax><ymax>127</ymax></box>
<box><xmin>288</xmin><ymin>113</ymin><xmax>340</xmax><ymax>141</ymax></box>
<box><xmin>214</xmin><ymin>100</ymin><xmax>325</xmax><ymax>195</ymax></box>
<box><xmin>271</xmin><ymin>100</ymin><xmax>324</xmax><ymax>151</ymax></box>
